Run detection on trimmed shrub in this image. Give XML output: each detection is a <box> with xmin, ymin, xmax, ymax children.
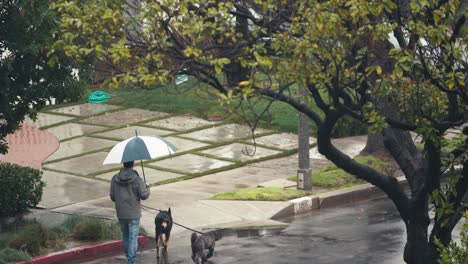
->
<box><xmin>61</xmin><ymin>215</ymin><xmax>87</xmax><ymax>232</ymax></box>
<box><xmin>47</xmin><ymin>226</ymin><xmax>70</xmax><ymax>241</ymax></box>
<box><xmin>0</xmin><ymin>163</ymin><xmax>45</xmax><ymax>217</ymax></box>
<box><xmin>8</xmin><ymin>224</ymin><xmax>47</xmax><ymax>256</ymax></box>
<box><xmin>138</xmin><ymin>225</ymin><xmax>148</xmax><ymax>236</ymax></box>
<box><xmin>102</xmin><ymin>221</ymin><xmax>122</xmax><ymax>240</ymax></box>
<box><xmin>45</xmin><ymin>226</ymin><xmax>68</xmax><ymax>252</ymax></box>
<box><xmin>0</xmin><ymin>248</ymin><xmax>31</xmax><ymax>263</ymax></box>
<box><xmin>0</xmin><ymin>233</ymin><xmax>15</xmax><ymax>250</ymax></box>
<box><xmin>72</xmin><ymin>218</ymin><xmax>103</xmax><ymax>241</ymax></box>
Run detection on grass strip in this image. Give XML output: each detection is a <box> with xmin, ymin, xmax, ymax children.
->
<box><xmin>288</xmin><ymin>155</ymin><xmax>390</xmax><ymax>188</ymax></box>
<box><xmin>211</xmin><ymin>187</ymin><xmax>314</xmax><ymax>201</ymax></box>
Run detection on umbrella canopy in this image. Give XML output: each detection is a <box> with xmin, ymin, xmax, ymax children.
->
<box><xmin>103</xmin><ymin>136</ymin><xmax>177</xmax><ymax>165</ymax></box>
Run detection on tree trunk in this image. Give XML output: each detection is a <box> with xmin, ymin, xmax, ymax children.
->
<box><xmin>361</xmin><ymin>129</ymin><xmax>418</xmax><ymax>157</ymax></box>
<box><xmin>360</xmin><ymin>132</ymin><xmax>387</xmax><ymax>155</ymax></box>
<box><xmin>404</xmin><ymin>222</ymin><xmax>432</xmax><ymax>264</ymax></box>
<box><xmin>404</xmin><ymin>199</ymin><xmax>433</xmax><ymax>264</ymax></box>
<box><xmin>225</xmin><ymin>11</ymin><xmax>250</xmax><ymax>87</ymax></box>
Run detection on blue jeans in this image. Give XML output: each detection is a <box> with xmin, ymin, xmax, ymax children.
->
<box><xmin>119</xmin><ymin>218</ymin><xmax>140</xmax><ymax>264</ymax></box>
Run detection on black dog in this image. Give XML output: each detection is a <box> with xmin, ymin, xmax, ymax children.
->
<box><xmin>154</xmin><ymin>208</ymin><xmax>173</xmax><ymax>258</ymax></box>
<box><xmin>191</xmin><ymin>230</ymin><xmax>223</xmax><ymax>264</ymax></box>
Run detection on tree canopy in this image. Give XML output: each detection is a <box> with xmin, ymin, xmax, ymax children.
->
<box><xmin>0</xmin><ymin>0</ymin><xmax>88</xmax><ymax>154</ymax></box>
<box><xmin>53</xmin><ymin>0</ymin><xmax>467</xmax><ymax>263</ymax></box>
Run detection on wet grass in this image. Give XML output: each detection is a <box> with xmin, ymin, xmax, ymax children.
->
<box><xmin>211</xmin><ymin>187</ymin><xmax>313</xmax><ymax>201</ymax></box>
<box><xmin>211</xmin><ymin>155</ymin><xmax>391</xmax><ymax>201</ymax></box>
<box><xmin>102</xmin><ymin>79</ymin><xmax>314</xmax><ymax>134</ymax></box>
<box><xmin>288</xmin><ymin>155</ymin><xmax>390</xmax><ymax>188</ymax></box>
<box><xmin>101</xmin><ymin>79</ymin><xmax>369</xmax><ymax>137</ymax></box>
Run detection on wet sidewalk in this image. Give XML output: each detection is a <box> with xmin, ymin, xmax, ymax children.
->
<box><xmin>6</xmin><ymin>102</ymin><xmax>467</xmax><ymax>264</ymax></box>
<box><xmin>10</xmin><ymin>103</ymin><xmax>367</xmax><ymax>235</ymax></box>
<box><xmin>9</xmin><ymin>103</ymin><xmax>372</xmax><ymax>263</ymax></box>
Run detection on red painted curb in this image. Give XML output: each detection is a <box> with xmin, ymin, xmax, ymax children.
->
<box><xmin>17</xmin><ymin>236</ymin><xmax>152</xmax><ymax>264</ymax></box>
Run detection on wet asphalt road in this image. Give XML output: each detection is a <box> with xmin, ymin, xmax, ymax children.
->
<box><xmin>88</xmin><ymin>197</ymin><xmax>462</xmax><ymax>264</ymax></box>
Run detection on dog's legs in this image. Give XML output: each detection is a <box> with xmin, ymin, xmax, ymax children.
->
<box><xmin>163</xmin><ymin>244</ymin><xmax>168</xmax><ymax>255</ymax></box>
<box><xmin>191</xmin><ymin>248</ymin><xmax>196</xmax><ymax>262</ymax></box>
<box><xmin>206</xmin><ymin>246</ymin><xmax>215</xmax><ymax>259</ymax></box>
<box><xmin>156</xmin><ymin>234</ymin><xmax>161</xmax><ymax>258</ymax></box>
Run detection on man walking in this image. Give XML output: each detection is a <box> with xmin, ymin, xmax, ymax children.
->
<box><xmin>110</xmin><ymin>161</ymin><xmax>150</xmax><ymax>264</ymax></box>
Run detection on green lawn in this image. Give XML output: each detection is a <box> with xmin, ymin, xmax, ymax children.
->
<box><xmin>101</xmin><ymin>79</ymin><xmax>368</xmax><ymax>136</ymax></box>
<box><xmin>102</xmin><ymin>78</ymin><xmax>320</xmax><ymax>134</ymax></box>
<box><xmin>211</xmin><ymin>156</ymin><xmax>391</xmax><ymax>202</ymax></box>
<box><xmin>96</xmin><ymin>76</ymin><xmax>369</xmax><ymax>137</ymax></box>
<box><xmin>211</xmin><ymin>187</ymin><xmax>313</xmax><ymax>201</ymax></box>
<box><xmin>288</xmin><ymin>155</ymin><xmax>391</xmax><ymax>188</ymax></box>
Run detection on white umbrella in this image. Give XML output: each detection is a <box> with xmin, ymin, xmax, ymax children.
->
<box><xmin>103</xmin><ymin>134</ymin><xmax>177</xmax><ymax>182</ymax></box>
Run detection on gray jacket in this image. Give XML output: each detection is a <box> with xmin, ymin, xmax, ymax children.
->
<box><xmin>110</xmin><ymin>168</ymin><xmax>150</xmax><ymax>219</ymax></box>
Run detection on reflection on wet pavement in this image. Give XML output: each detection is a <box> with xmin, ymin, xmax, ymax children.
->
<box><xmin>200</xmin><ymin>143</ymin><xmax>280</xmax><ymax>162</ymax></box>
<box><xmin>89</xmin><ymin>198</ymin><xmax>426</xmax><ymax>264</ymax></box>
<box><xmin>39</xmin><ymin>170</ymin><xmax>109</xmax><ymax>208</ymax></box>
<box><xmin>82</xmin><ymin>108</ymin><xmax>169</xmax><ymax>126</ymax></box>
<box><xmin>150</xmin><ymin>154</ymin><xmax>234</xmax><ymax>174</ymax></box>
<box><xmin>46</xmin><ymin>123</ymin><xmax>106</xmax><ymax>140</ymax></box>
<box><xmin>163</xmin><ymin>136</ymin><xmax>209</xmax><ymax>152</ymax></box>
<box><xmin>93</xmin><ymin>125</ymin><xmax>173</xmax><ymax>140</ymax></box>
<box><xmin>45</xmin><ymin>136</ymin><xmax>116</xmax><ymax>161</ymax></box>
<box><xmin>179</xmin><ymin>124</ymin><xmax>269</xmax><ymax>142</ymax></box>
<box><xmin>43</xmin><ymin>152</ymin><xmax>120</xmax><ymax>175</ymax></box>
<box><xmin>249</xmin><ymin>133</ymin><xmax>316</xmax><ymax>150</ymax></box>
<box><xmin>145</xmin><ymin>115</ymin><xmax>218</xmax><ymax>131</ymax></box>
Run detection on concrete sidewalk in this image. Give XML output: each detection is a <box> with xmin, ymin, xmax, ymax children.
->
<box><xmin>14</xmin><ymin>103</ymin><xmax>368</xmax><ymax>236</ymax></box>
<box><xmin>16</xmin><ymin>103</ymin><xmax>379</xmax><ymax>262</ymax></box>
<box><xmin>5</xmin><ymin>102</ymin><xmax>465</xmax><ymax>263</ymax></box>
<box><xmin>46</xmin><ymin>139</ymin><xmax>367</xmax><ymax>237</ymax></box>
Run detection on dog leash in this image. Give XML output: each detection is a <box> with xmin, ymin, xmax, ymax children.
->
<box><xmin>141</xmin><ymin>204</ymin><xmax>205</xmax><ymax>235</ymax></box>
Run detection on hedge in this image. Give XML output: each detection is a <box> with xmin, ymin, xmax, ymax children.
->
<box><xmin>0</xmin><ymin>163</ymin><xmax>45</xmax><ymax>217</ymax></box>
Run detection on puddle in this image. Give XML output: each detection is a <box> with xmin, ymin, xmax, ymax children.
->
<box><xmin>221</xmin><ymin>226</ymin><xmax>287</xmax><ymax>238</ymax></box>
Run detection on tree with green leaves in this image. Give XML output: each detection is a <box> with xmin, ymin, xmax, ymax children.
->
<box><xmin>53</xmin><ymin>0</ymin><xmax>467</xmax><ymax>263</ymax></box>
<box><xmin>0</xmin><ymin>0</ymin><xmax>89</xmax><ymax>154</ymax></box>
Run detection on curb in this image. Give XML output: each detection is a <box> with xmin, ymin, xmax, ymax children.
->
<box><xmin>272</xmin><ymin>176</ymin><xmax>407</xmax><ymax>219</ymax></box>
<box><xmin>16</xmin><ymin>236</ymin><xmax>153</xmax><ymax>264</ymax></box>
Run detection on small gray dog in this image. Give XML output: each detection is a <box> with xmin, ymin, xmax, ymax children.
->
<box><xmin>191</xmin><ymin>230</ymin><xmax>223</xmax><ymax>264</ymax></box>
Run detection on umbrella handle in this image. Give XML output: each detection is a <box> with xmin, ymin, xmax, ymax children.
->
<box><xmin>140</xmin><ymin>160</ymin><xmax>146</xmax><ymax>183</ymax></box>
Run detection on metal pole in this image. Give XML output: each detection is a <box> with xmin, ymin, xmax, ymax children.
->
<box><xmin>297</xmin><ymin>85</ymin><xmax>312</xmax><ymax>190</ymax></box>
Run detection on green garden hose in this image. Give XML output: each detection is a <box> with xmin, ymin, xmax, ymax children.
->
<box><xmin>87</xmin><ymin>91</ymin><xmax>111</xmax><ymax>104</ymax></box>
